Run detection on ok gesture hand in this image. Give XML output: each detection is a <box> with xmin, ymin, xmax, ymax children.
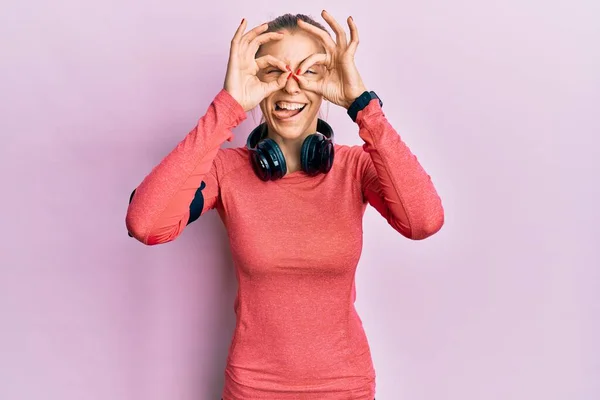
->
<box><xmin>293</xmin><ymin>11</ymin><xmax>368</xmax><ymax>109</ymax></box>
<box><xmin>224</xmin><ymin>19</ymin><xmax>292</xmax><ymax>111</ymax></box>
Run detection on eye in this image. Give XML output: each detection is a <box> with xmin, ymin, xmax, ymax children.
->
<box><xmin>266</xmin><ymin>69</ymin><xmax>282</xmax><ymax>74</ymax></box>
<box><xmin>305</xmin><ymin>69</ymin><xmax>317</xmax><ymax>75</ymax></box>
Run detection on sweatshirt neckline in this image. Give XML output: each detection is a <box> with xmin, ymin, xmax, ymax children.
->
<box><xmin>277</xmin><ymin>169</ymin><xmax>320</xmax><ymax>184</ymax></box>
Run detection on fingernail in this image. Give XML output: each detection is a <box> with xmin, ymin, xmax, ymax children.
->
<box><xmin>286</xmin><ymin>65</ymin><xmax>291</xmax><ymax>71</ymax></box>
<box><xmin>287</xmin><ymin>72</ymin><xmax>292</xmax><ymax>80</ymax></box>
<box><xmin>296</xmin><ymin>69</ymin><xmax>301</xmax><ymax>75</ymax></box>
<box><xmin>241</xmin><ymin>18</ymin><xmax>244</xmax><ymax>24</ymax></box>
<box><xmin>292</xmin><ymin>75</ymin><xmax>300</xmax><ymax>83</ymax></box>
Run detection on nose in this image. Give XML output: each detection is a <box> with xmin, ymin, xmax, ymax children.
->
<box><xmin>283</xmin><ymin>74</ymin><xmax>301</xmax><ymax>95</ymax></box>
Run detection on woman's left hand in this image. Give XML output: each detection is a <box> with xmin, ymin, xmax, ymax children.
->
<box><xmin>294</xmin><ymin>10</ymin><xmax>368</xmax><ymax>109</ymax></box>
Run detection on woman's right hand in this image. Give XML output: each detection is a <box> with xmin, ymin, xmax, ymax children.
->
<box><xmin>223</xmin><ymin>19</ymin><xmax>292</xmax><ymax>112</ymax></box>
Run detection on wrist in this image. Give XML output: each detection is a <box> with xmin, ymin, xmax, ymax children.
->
<box><xmin>344</xmin><ymin>87</ymin><xmax>368</xmax><ymax>109</ymax></box>
<box><xmin>223</xmin><ymin>87</ymin><xmax>250</xmax><ymax>111</ymax></box>
<box><xmin>347</xmin><ymin>90</ymin><xmax>383</xmax><ymax>122</ymax></box>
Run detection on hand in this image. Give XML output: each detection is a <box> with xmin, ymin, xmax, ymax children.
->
<box><xmin>293</xmin><ymin>10</ymin><xmax>368</xmax><ymax>109</ymax></box>
<box><xmin>223</xmin><ymin>19</ymin><xmax>293</xmax><ymax>112</ymax></box>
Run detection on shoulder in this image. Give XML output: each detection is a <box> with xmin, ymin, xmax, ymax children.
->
<box><xmin>213</xmin><ymin>146</ymin><xmax>250</xmax><ymax>179</ymax></box>
<box><xmin>333</xmin><ymin>143</ymin><xmax>371</xmax><ymax>178</ymax></box>
<box><xmin>334</xmin><ymin>143</ymin><xmax>368</xmax><ymax>161</ymax></box>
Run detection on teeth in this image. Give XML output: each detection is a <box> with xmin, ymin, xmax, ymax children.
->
<box><xmin>276</xmin><ymin>102</ymin><xmax>306</xmax><ymax>111</ymax></box>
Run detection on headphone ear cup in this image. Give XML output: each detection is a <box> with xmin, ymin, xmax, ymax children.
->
<box><xmin>250</xmin><ymin>149</ymin><xmax>271</xmax><ymax>181</ymax></box>
<box><xmin>320</xmin><ymin>139</ymin><xmax>334</xmax><ymax>173</ymax></box>
<box><xmin>258</xmin><ymin>138</ymin><xmax>287</xmax><ymax>180</ymax></box>
<box><xmin>301</xmin><ymin>134</ymin><xmax>334</xmax><ymax>176</ymax></box>
<box><xmin>300</xmin><ymin>134</ymin><xmax>318</xmax><ymax>175</ymax></box>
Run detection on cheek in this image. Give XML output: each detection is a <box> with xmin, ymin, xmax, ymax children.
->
<box><xmin>259</xmin><ymin>100</ymin><xmax>269</xmax><ymax>117</ymax></box>
<box><xmin>304</xmin><ymin>102</ymin><xmax>321</xmax><ymax>120</ymax></box>
<box><xmin>309</xmin><ymin>97</ymin><xmax>323</xmax><ymax>111</ymax></box>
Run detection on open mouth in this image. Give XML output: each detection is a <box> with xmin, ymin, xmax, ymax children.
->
<box><xmin>273</xmin><ymin>102</ymin><xmax>308</xmax><ymax>121</ymax></box>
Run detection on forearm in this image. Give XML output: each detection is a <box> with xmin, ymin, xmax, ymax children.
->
<box><xmin>357</xmin><ymin>100</ymin><xmax>444</xmax><ymax>239</ymax></box>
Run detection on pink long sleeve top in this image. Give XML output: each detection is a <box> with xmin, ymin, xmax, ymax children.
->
<box><xmin>125</xmin><ymin>89</ymin><xmax>444</xmax><ymax>399</ymax></box>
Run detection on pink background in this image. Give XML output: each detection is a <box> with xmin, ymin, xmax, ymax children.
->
<box><xmin>1</xmin><ymin>1</ymin><xmax>598</xmax><ymax>399</ymax></box>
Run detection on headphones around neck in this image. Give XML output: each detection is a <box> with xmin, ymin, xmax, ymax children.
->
<box><xmin>246</xmin><ymin>119</ymin><xmax>335</xmax><ymax>181</ymax></box>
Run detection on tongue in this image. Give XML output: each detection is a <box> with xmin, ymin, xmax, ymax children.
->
<box><xmin>274</xmin><ymin>107</ymin><xmax>302</xmax><ymax>119</ymax></box>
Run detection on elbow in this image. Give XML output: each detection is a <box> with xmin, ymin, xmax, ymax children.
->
<box><xmin>127</xmin><ymin>229</ymin><xmax>174</xmax><ymax>246</ymax></box>
<box><xmin>126</xmin><ymin>216</ymin><xmax>153</xmax><ymax>246</ymax></box>
<box><xmin>409</xmin><ymin>209</ymin><xmax>445</xmax><ymax>240</ymax></box>
<box><xmin>125</xmin><ymin>189</ymin><xmax>156</xmax><ymax>246</ymax></box>
<box><xmin>392</xmin><ymin>205</ymin><xmax>444</xmax><ymax>240</ymax></box>
<box><xmin>126</xmin><ymin>189</ymin><xmax>171</xmax><ymax>246</ymax></box>
<box><xmin>125</xmin><ymin>214</ymin><xmax>174</xmax><ymax>246</ymax></box>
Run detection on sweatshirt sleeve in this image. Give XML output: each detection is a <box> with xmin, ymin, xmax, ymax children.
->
<box><xmin>125</xmin><ymin>89</ymin><xmax>247</xmax><ymax>245</ymax></box>
<box><xmin>356</xmin><ymin>99</ymin><xmax>444</xmax><ymax>240</ymax></box>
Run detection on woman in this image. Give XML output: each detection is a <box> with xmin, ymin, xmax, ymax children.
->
<box><xmin>126</xmin><ymin>10</ymin><xmax>444</xmax><ymax>400</ymax></box>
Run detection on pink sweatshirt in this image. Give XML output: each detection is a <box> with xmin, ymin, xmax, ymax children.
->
<box><xmin>126</xmin><ymin>89</ymin><xmax>444</xmax><ymax>399</ymax></box>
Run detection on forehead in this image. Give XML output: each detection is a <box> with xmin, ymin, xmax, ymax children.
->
<box><xmin>257</xmin><ymin>30</ymin><xmax>325</xmax><ymax>64</ymax></box>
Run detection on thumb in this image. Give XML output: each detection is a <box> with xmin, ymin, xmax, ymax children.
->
<box><xmin>263</xmin><ymin>71</ymin><xmax>292</xmax><ymax>97</ymax></box>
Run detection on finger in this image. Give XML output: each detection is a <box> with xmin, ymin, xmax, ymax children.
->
<box><xmin>297</xmin><ymin>53</ymin><xmax>328</xmax><ymax>74</ymax></box>
<box><xmin>241</xmin><ymin>23</ymin><xmax>269</xmax><ymax>45</ymax></box>
<box><xmin>255</xmin><ymin>55</ymin><xmax>288</xmax><ymax>72</ymax></box>
<box><xmin>248</xmin><ymin>31</ymin><xmax>284</xmax><ymax>53</ymax></box>
<box><xmin>321</xmin><ymin>10</ymin><xmax>348</xmax><ymax>48</ymax></box>
<box><xmin>294</xmin><ymin>74</ymin><xmax>323</xmax><ymax>95</ymax></box>
<box><xmin>231</xmin><ymin>18</ymin><xmax>247</xmax><ymax>48</ymax></box>
<box><xmin>263</xmin><ymin>71</ymin><xmax>293</xmax><ymax>96</ymax></box>
<box><xmin>347</xmin><ymin>16</ymin><xmax>360</xmax><ymax>55</ymax></box>
<box><xmin>296</xmin><ymin>19</ymin><xmax>337</xmax><ymax>53</ymax></box>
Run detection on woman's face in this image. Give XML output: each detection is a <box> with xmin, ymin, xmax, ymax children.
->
<box><xmin>256</xmin><ymin>30</ymin><xmax>325</xmax><ymax>140</ymax></box>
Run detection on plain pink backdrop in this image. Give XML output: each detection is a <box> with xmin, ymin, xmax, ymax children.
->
<box><xmin>0</xmin><ymin>1</ymin><xmax>598</xmax><ymax>399</ymax></box>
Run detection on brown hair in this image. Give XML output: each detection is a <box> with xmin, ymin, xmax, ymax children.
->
<box><xmin>253</xmin><ymin>13</ymin><xmax>330</xmax><ymax>124</ymax></box>
<box><xmin>264</xmin><ymin>13</ymin><xmax>328</xmax><ymax>34</ymax></box>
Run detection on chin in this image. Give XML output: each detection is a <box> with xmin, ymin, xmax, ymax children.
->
<box><xmin>271</xmin><ymin>121</ymin><xmax>310</xmax><ymax>140</ymax></box>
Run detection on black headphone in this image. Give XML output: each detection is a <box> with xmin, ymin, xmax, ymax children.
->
<box><xmin>246</xmin><ymin>119</ymin><xmax>335</xmax><ymax>181</ymax></box>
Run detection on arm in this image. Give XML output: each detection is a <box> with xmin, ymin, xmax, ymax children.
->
<box><xmin>125</xmin><ymin>89</ymin><xmax>246</xmax><ymax>245</ymax></box>
<box><xmin>357</xmin><ymin>99</ymin><xmax>444</xmax><ymax>240</ymax></box>
<box><xmin>291</xmin><ymin>12</ymin><xmax>444</xmax><ymax>239</ymax></box>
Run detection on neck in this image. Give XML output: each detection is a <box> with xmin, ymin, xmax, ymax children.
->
<box><xmin>267</xmin><ymin>120</ymin><xmax>319</xmax><ymax>174</ymax></box>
